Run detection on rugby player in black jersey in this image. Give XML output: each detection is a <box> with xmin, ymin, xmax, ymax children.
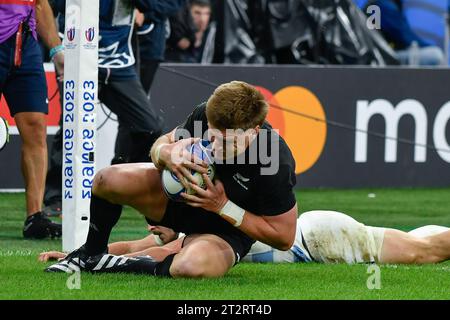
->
<box><xmin>46</xmin><ymin>81</ymin><xmax>298</xmax><ymax>278</ymax></box>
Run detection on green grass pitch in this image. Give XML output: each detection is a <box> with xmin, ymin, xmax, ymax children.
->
<box><xmin>0</xmin><ymin>189</ymin><xmax>449</xmax><ymax>300</ymax></box>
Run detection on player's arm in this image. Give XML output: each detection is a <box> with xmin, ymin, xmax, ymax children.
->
<box><xmin>236</xmin><ymin>205</ymin><xmax>297</xmax><ymax>251</ymax></box>
<box><xmin>36</xmin><ymin>0</ymin><xmax>61</xmax><ymax>49</ymax></box>
<box><xmin>183</xmin><ymin>176</ymin><xmax>297</xmax><ymax>250</ymax></box>
<box><xmin>39</xmin><ymin>229</ymin><xmax>179</xmax><ymax>262</ymax></box>
<box><xmin>36</xmin><ymin>0</ymin><xmax>64</xmax><ymax>80</ymax></box>
<box><xmin>149</xmin><ymin>128</ymin><xmax>177</xmax><ymax>170</ymax></box>
<box><xmin>109</xmin><ymin>225</ymin><xmax>179</xmax><ymax>254</ymax></box>
<box><xmin>108</xmin><ymin>235</ymin><xmax>157</xmax><ymax>255</ymax></box>
<box><xmin>124</xmin><ymin>237</ymin><xmax>184</xmax><ymax>261</ymax></box>
<box><xmin>37</xmin><ymin>238</ymin><xmax>155</xmax><ymax>262</ymax></box>
<box><xmin>38</xmin><ymin>251</ymin><xmax>66</xmax><ymax>262</ymax></box>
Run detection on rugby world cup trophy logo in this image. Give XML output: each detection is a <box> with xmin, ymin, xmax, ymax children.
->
<box><xmin>67</xmin><ymin>27</ymin><xmax>76</xmax><ymax>42</ymax></box>
<box><xmin>85</xmin><ymin>27</ymin><xmax>95</xmax><ymax>42</ymax></box>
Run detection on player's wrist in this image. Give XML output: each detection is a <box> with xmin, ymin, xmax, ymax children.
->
<box><xmin>49</xmin><ymin>44</ymin><xmax>64</xmax><ymax>61</ymax></box>
<box><xmin>218</xmin><ymin>200</ymin><xmax>245</xmax><ymax>227</ymax></box>
<box><xmin>153</xmin><ymin>143</ymin><xmax>169</xmax><ymax>169</ymax></box>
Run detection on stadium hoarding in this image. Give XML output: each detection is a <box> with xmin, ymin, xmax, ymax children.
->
<box><xmin>1</xmin><ymin>64</ymin><xmax>449</xmax><ymax>189</ymax></box>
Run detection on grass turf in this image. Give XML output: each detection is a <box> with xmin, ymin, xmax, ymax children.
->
<box><xmin>0</xmin><ymin>189</ymin><xmax>449</xmax><ymax>300</ymax></box>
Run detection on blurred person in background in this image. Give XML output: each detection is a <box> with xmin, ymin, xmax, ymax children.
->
<box><xmin>165</xmin><ymin>0</ymin><xmax>215</xmax><ymax>63</ymax></box>
<box><xmin>135</xmin><ymin>0</ymin><xmax>186</xmax><ymax>94</ymax></box>
<box><xmin>369</xmin><ymin>0</ymin><xmax>445</xmax><ymax>66</ymax></box>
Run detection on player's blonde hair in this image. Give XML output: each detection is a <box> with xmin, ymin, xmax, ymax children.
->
<box><xmin>206</xmin><ymin>81</ymin><xmax>268</xmax><ymax>130</ymax></box>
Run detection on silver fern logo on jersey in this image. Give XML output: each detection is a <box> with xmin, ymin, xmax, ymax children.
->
<box><xmin>233</xmin><ymin>173</ymin><xmax>250</xmax><ymax>190</ymax></box>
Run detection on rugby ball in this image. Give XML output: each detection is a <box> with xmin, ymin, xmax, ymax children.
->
<box><xmin>0</xmin><ymin>117</ymin><xmax>9</xmax><ymax>151</ymax></box>
<box><xmin>162</xmin><ymin>140</ymin><xmax>215</xmax><ymax>202</ymax></box>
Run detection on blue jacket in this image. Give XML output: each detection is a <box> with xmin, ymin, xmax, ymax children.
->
<box><xmin>53</xmin><ymin>0</ymin><xmax>173</xmax><ymax>79</ymax></box>
<box><xmin>137</xmin><ymin>0</ymin><xmax>185</xmax><ymax>62</ymax></box>
<box><xmin>374</xmin><ymin>0</ymin><xmax>431</xmax><ymax>49</ymax></box>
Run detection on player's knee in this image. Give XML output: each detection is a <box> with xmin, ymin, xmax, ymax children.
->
<box><xmin>171</xmin><ymin>254</ymin><xmax>211</xmax><ymax>278</ymax></box>
<box><xmin>19</xmin><ymin>117</ymin><xmax>47</xmax><ymax>144</ymax></box>
<box><xmin>92</xmin><ymin>167</ymin><xmax>118</xmax><ymax>196</ymax></box>
<box><xmin>21</xmin><ymin>115</ymin><xmax>46</xmax><ymax>130</ymax></box>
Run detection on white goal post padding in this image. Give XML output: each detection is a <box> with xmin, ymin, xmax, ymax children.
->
<box><xmin>62</xmin><ymin>0</ymin><xmax>99</xmax><ymax>252</ymax></box>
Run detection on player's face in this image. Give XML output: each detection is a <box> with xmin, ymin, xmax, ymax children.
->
<box><xmin>190</xmin><ymin>5</ymin><xmax>211</xmax><ymax>33</ymax></box>
<box><xmin>207</xmin><ymin>123</ymin><xmax>259</xmax><ymax>161</ymax></box>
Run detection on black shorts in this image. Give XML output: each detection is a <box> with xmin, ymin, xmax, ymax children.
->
<box><xmin>146</xmin><ymin>201</ymin><xmax>255</xmax><ymax>264</ymax></box>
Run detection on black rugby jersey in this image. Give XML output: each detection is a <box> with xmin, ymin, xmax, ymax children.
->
<box><xmin>175</xmin><ymin>103</ymin><xmax>297</xmax><ymax>216</ymax></box>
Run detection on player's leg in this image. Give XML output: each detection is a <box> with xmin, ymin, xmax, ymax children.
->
<box><xmin>92</xmin><ymin>163</ymin><xmax>167</xmax><ymax>217</ymax></box>
<box><xmin>112</xmin><ymin>123</ymin><xmax>132</xmax><ymax>164</ymax></box>
<box><xmin>14</xmin><ymin>112</ymin><xmax>48</xmax><ymax>215</ymax></box>
<box><xmin>0</xmin><ymin>58</ymin><xmax>7</xmax><ymax>93</ymax></box>
<box><xmin>99</xmin><ymin>78</ymin><xmax>163</xmax><ymax>163</ymax></box>
<box><xmin>299</xmin><ymin>211</ymin><xmax>450</xmax><ymax>265</ymax></box>
<box><xmin>140</xmin><ymin>59</ymin><xmax>160</xmax><ymax>94</ymax></box>
<box><xmin>299</xmin><ymin>210</ymin><xmax>382</xmax><ymax>264</ymax></box>
<box><xmin>408</xmin><ymin>225</ymin><xmax>449</xmax><ymax>238</ymax></box>
<box><xmin>424</xmin><ymin>230</ymin><xmax>450</xmax><ymax>262</ymax></box>
<box><xmin>380</xmin><ymin>229</ymin><xmax>450</xmax><ymax>264</ymax></box>
<box><xmin>4</xmin><ymin>34</ymin><xmax>49</xmax><ymax>217</ymax></box>
<box><xmin>82</xmin><ymin>163</ymin><xmax>168</xmax><ymax>256</ymax></box>
<box><xmin>45</xmin><ymin>163</ymin><xmax>171</xmax><ymax>272</ymax></box>
<box><xmin>15</xmin><ymin>112</ymin><xmax>62</xmax><ymax>239</ymax></box>
<box><xmin>169</xmin><ymin>234</ymin><xmax>236</xmax><ymax>278</ymax></box>
<box><xmin>2</xmin><ymin>35</ymin><xmax>61</xmax><ymax>238</ymax></box>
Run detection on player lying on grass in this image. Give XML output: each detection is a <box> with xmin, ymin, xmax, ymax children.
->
<box><xmin>40</xmin><ymin>211</ymin><xmax>450</xmax><ymax>265</ymax></box>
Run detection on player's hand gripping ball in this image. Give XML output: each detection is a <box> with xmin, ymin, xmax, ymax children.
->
<box><xmin>162</xmin><ymin>139</ymin><xmax>215</xmax><ymax>201</ymax></box>
<box><xmin>0</xmin><ymin>117</ymin><xmax>9</xmax><ymax>151</ymax></box>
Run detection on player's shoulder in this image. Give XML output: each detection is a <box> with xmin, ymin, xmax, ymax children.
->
<box><xmin>189</xmin><ymin>102</ymin><xmax>208</xmax><ymax>121</ymax></box>
<box><xmin>261</xmin><ymin>122</ymin><xmax>296</xmax><ymax>168</ymax></box>
<box><xmin>278</xmin><ymin>134</ymin><xmax>295</xmax><ymax>164</ymax></box>
<box><xmin>174</xmin><ymin>102</ymin><xmax>209</xmax><ymax>140</ymax></box>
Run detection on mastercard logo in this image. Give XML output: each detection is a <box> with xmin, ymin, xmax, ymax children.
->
<box><xmin>256</xmin><ymin>86</ymin><xmax>327</xmax><ymax>175</ymax></box>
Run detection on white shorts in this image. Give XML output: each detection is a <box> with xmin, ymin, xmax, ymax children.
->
<box><xmin>298</xmin><ymin>211</ymin><xmax>385</xmax><ymax>264</ymax></box>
